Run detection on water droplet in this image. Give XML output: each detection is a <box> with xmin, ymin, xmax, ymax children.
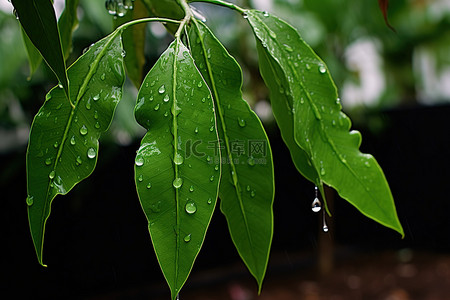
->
<box><xmin>207</xmin><ymin>198</ymin><xmax>212</xmax><ymax>205</ymax></box>
<box><xmin>197</xmin><ymin>81</ymin><xmax>203</xmax><ymax>88</ymax></box>
<box><xmin>237</xmin><ymin>117</ymin><xmax>246</xmax><ymax>127</ymax></box>
<box><xmin>283</xmin><ymin>44</ymin><xmax>293</xmax><ymax>52</ymax></box>
<box><xmin>76</xmin><ymin>156</ymin><xmax>83</xmax><ymax>165</ymax></box>
<box><xmin>105</xmin><ymin>0</ymin><xmax>117</xmax><ymax>15</ymax></box>
<box><xmin>306</xmin><ymin>64</ymin><xmax>311</xmax><ymax>70</ymax></box>
<box><xmin>320</xmin><ymin>167</ymin><xmax>326</xmax><ymax>176</ymax></box>
<box><xmin>209</xmin><ymin>175</ymin><xmax>214</xmax><ymax>182</ymax></box>
<box><xmin>121</xmin><ymin>50</ymin><xmax>126</xmax><ymax>58</ymax></box>
<box><xmin>263</xmin><ymin>11</ymin><xmax>269</xmax><ymax>17</ymax></box>
<box><xmin>185</xmin><ymin>201</ymin><xmax>197</xmax><ymax>214</ymax></box>
<box><xmin>163</xmin><ymin>94</ymin><xmax>170</xmax><ymax>102</ymax></box>
<box><xmin>194</xmin><ymin>127</ymin><xmax>199</xmax><ymax>134</ymax></box>
<box><xmin>322</xmin><ymin>210</ymin><xmax>329</xmax><ymax>232</ymax></box>
<box><xmin>101</xmin><ymin>73</ymin><xmax>106</xmax><ymax>80</ymax></box>
<box><xmin>135</xmin><ymin>156</ymin><xmax>144</xmax><ymax>166</ymax></box>
<box><xmin>70</xmin><ymin>136</ymin><xmax>76</xmax><ymax>145</ymax></box>
<box><xmin>124</xmin><ymin>0</ymin><xmax>134</xmax><ymax>10</ymax></box>
<box><xmin>248</xmin><ymin>157</ymin><xmax>255</xmax><ymax>166</ymax></box>
<box><xmin>173</xmin><ymin>177</ymin><xmax>183</xmax><ymax>189</ymax></box>
<box><xmin>318</xmin><ymin>65</ymin><xmax>327</xmax><ymax>74</ymax></box>
<box><xmin>146</xmin><ymin>183</ymin><xmax>152</xmax><ymax>189</ymax></box>
<box><xmin>189</xmin><ymin>185</ymin><xmax>195</xmax><ymax>192</ymax></box>
<box><xmin>214</xmin><ymin>165</ymin><xmax>219</xmax><ymax>171</ymax></box>
<box><xmin>80</xmin><ymin>125</ymin><xmax>88</xmax><ymax>136</ymax></box>
<box><xmin>95</xmin><ymin>122</ymin><xmax>100</xmax><ymax>129</ymax></box>
<box><xmin>138</xmin><ymin>174</ymin><xmax>143</xmax><ymax>182</ymax></box>
<box><xmin>53</xmin><ymin>141</ymin><xmax>59</xmax><ymax>148</ymax></box>
<box><xmin>250</xmin><ymin>190</ymin><xmax>256</xmax><ymax>198</ymax></box>
<box><xmin>209</xmin><ymin>125</ymin><xmax>214</xmax><ymax>132</ymax></box>
<box><xmin>58</xmin><ymin>83</ymin><xmax>63</xmax><ymax>89</ymax></box>
<box><xmin>45</xmin><ymin>157</ymin><xmax>52</xmax><ymax>166</ymax></box>
<box><xmin>246</xmin><ymin>185</ymin><xmax>251</xmax><ymax>192</ymax></box>
<box><xmin>154</xmin><ymin>104</ymin><xmax>160</xmax><ymax>111</ymax></box>
<box><xmin>243</xmin><ymin>12</ymin><xmax>248</xmax><ymax>19</ymax></box>
<box><xmin>206</xmin><ymin>156</ymin><xmax>211</xmax><ymax>162</ymax></box>
<box><xmin>49</xmin><ymin>170</ymin><xmax>56</xmax><ymax>180</ymax></box>
<box><xmin>174</xmin><ymin>153</ymin><xmax>184</xmax><ymax>165</ymax></box>
<box><xmin>158</xmin><ymin>85</ymin><xmax>165</xmax><ymax>94</ymax></box>
<box><xmin>336</xmin><ymin>98</ymin><xmax>341</xmax><ymax>105</ymax></box>
<box><xmin>312</xmin><ymin>197</ymin><xmax>321</xmax><ymax>212</ymax></box>
<box><xmin>85</xmin><ymin>100</ymin><xmax>92</xmax><ymax>110</ymax></box>
<box><xmin>116</xmin><ymin>2</ymin><xmax>127</xmax><ymax>17</ymax></box>
<box><xmin>184</xmin><ymin>234</ymin><xmax>191</xmax><ymax>242</ymax></box>
<box><xmin>201</xmin><ymin>97</ymin><xmax>206</xmax><ymax>103</ymax></box>
<box><xmin>56</xmin><ymin>103</ymin><xmax>63</xmax><ymax>110</ymax></box>
<box><xmin>87</xmin><ymin>147</ymin><xmax>96</xmax><ymax>159</ymax></box>
<box><xmin>26</xmin><ymin>195</ymin><xmax>34</xmax><ymax>206</ymax></box>
<box><xmin>93</xmin><ymin>94</ymin><xmax>100</xmax><ymax>101</ymax></box>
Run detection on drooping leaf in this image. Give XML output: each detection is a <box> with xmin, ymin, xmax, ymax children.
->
<box><xmin>58</xmin><ymin>0</ymin><xmax>80</xmax><ymax>60</ymax></box>
<box><xmin>12</xmin><ymin>0</ymin><xmax>70</xmax><ymax>99</ymax></box>
<box><xmin>26</xmin><ymin>29</ymin><xmax>126</xmax><ymax>266</ymax></box>
<box><xmin>114</xmin><ymin>0</ymin><xmax>148</xmax><ymax>88</ymax></box>
<box><xmin>247</xmin><ymin>10</ymin><xmax>403</xmax><ymax>236</ymax></box>
<box><xmin>134</xmin><ymin>39</ymin><xmax>220</xmax><ymax>300</ymax></box>
<box><xmin>21</xmin><ymin>27</ymin><xmax>42</xmax><ymax>79</ymax></box>
<box><xmin>188</xmin><ymin>19</ymin><xmax>274</xmax><ymax>291</ymax></box>
<box><xmin>378</xmin><ymin>0</ymin><xmax>395</xmax><ymax>32</ymax></box>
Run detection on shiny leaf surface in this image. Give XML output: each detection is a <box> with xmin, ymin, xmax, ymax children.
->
<box><xmin>247</xmin><ymin>10</ymin><xmax>403</xmax><ymax>236</ymax></box>
<box><xmin>134</xmin><ymin>38</ymin><xmax>220</xmax><ymax>299</ymax></box>
<box><xmin>188</xmin><ymin>19</ymin><xmax>274</xmax><ymax>290</ymax></box>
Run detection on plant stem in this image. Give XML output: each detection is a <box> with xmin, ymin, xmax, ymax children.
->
<box><xmin>175</xmin><ymin>0</ymin><xmax>194</xmax><ymax>38</ymax></box>
<box><xmin>116</xmin><ymin>17</ymin><xmax>181</xmax><ymax>32</ymax></box>
<box><xmin>188</xmin><ymin>0</ymin><xmax>246</xmax><ymax>13</ymax></box>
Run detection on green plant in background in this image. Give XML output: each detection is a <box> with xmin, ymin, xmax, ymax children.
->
<box><xmin>13</xmin><ymin>0</ymin><xmax>403</xmax><ymax>298</ymax></box>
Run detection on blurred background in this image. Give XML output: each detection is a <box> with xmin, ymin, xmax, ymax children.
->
<box><xmin>1</xmin><ymin>0</ymin><xmax>450</xmax><ymax>299</ymax></box>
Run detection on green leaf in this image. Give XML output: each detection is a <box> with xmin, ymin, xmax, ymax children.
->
<box><xmin>58</xmin><ymin>0</ymin><xmax>80</xmax><ymax>61</ymax></box>
<box><xmin>247</xmin><ymin>10</ymin><xmax>403</xmax><ymax>236</ymax></box>
<box><xmin>134</xmin><ymin>38</ymin><xmax>220</xmax><ymax>299</ymax></box>
<box><xmin>114</xmin><ymin>0</ymin><xmax>148</xmax><ymax>88</ymax></box>
<box><xmin>26</xmin><ymin>29</ymin><xmax>126</xmax><ymax>266</ymax></box>
<box><xmin>12</xmin><ymin>0</ymin><xmax>70</xmax><ymax>99</ymax></box>
<box><xmin>21</xmin><ymin>27</ymin><xmax>42</xmax><ymax>79</ymax></box>
<box><xmin>188</xmin><ymin>20</ymin><xmax>274</xmax><ymax>290</ymax></box>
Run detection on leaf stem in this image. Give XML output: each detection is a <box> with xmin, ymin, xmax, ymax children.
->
<box><xmin>188</xmin><ymin>0</ymin><xmax>246</xmax><ymax>13</ymax></box>
<box><xmin>116</xmin><ymin>17</ymin><xmax>181</xmax><ymax>32</ymax></box>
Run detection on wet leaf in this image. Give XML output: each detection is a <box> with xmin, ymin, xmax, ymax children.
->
<box><xmin>26</xmin><ymin>29</ymin><xmax>126</xmax><ymax>266</ymax></box>
<box><xmin>134</xmin><ymin>38</ymin><xmax>220</xmax><ymax>300</ymax></box>
<box><xmin>58</xmin><ymin>0</ymin><xmax>80</xmax><ymax>60</ymax></box>
<box><xmin>247</xmin><ymin>10</ymin><xmax>403</xmax><ymax>236</ymax></box>
<box><xmin>188</xmin><ymin>19</ymin><xmax>274</xmax><ymax>291</ymax></box>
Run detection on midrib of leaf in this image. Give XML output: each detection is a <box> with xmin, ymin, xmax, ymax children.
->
<box><xmin>252</xmin><ymin>13</ymin><xmax>383</xmax><ymax>208</ymax></box>
<box><xmin>38</xmin><ymin>29</ymin><xmax>123</xmax><ymax>259</ymax></box>
<box><xmin>173</xmin><ymin>38</ymin><xmax>181</xmax><ymax>289</ymax></box>
<box><xmin>191</xmin><ymin>19</ymin><xmax>254</xmax><ymax>260</ymax></box>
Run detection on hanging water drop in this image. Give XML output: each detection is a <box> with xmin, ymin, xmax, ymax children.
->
<box><xmin>311</xmin><ymin>186</ymin><xmax>321</xmax><ymax>212</ymax></box>
<box><xmin>185</xmin><ymin>201</ymin><xmax>197</xmax><ymax>214</ymax></box>
<box><xmin>87</xmin><ymin>147</ymin><xmax>96</xmax><ymax>159</ymax></box>
<box><xmin>158</xmin><ymin>85</ymin><xmax>165</xmax><ymax>94</ymax></box>
<box><xmin>243</xmin><ymin>12</ymin><xmax>248</xmax><ymax>19</ymax></box>
<box><xmin>80</xmin><ymin>125</ymin><xmax>88</xmax><ymax>136</ymax></box>
<box><xmin>116</xmin><ymin>1</ymin><xmax>127</xmax><ymax>17</ymax></box>
<box><xmin>173</xmin><ymin>177</ymin><xmax>183</xmax><ymax>189</ymax></box>
<box><xmin>322</xmin><ymin>210</ymin><xmax>329</xmax><ymax>232</ymax></box>
<box><xmin>105</xmin><ymin>0</ymin><xmax>117</xmax><ymax>15</ymax></box>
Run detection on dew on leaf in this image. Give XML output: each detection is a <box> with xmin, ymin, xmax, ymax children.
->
<box><xmin>70</xmin><ymin>136</ymin><xmax>76</xmax><ymax>145</ymax></box>
<box><xmin>158</xmin><ymin>85</ymin><xmax>165</xmax><ymax>94</ymax></box>
<box><xmin>189</xmin><ymin>185</ymin><xmax>195</xmax><ymax>192</ymax></box>
<box><xmin>93</xmin><ymin>94</ymin><xmax>100</xmax><ymax>101</ymax></box>
<box><xmin>163</xmin><ymin>94</ymin><xmax>170</xmax><ymax>102</ymax></box>
<box><xmin>154</xmin><ymin>104</ymin><xmax>160</xmax><ymax>111</ymax></box>
<box><xmin>146</xmin><ymin>183</ymin><xmax>152</xmax><ymax>189</ymax></box>
<box><xmin>237</xmin><ymin>117</ymin><xmax>246</xmax><ymax>127</ymax></box>
<box><xmin>49</xmin><ymin>170</ymin><xmax>56</xmax><ymax>180</ymax></box>
<box><xmin>185</xmin><ymin>201</ymin><xmax>197</xmax><ymax>214</ymax></box>
<box><xmin>138</xmin><ymin>174</ymin><xmax>143</xmax><ymax>182</ymax></box>
<box><xmin>207</xmin><ymin>198</ymin><xmax>212</xmax><ymax>205</ymax></box>
<box><xmin>174</xmin><ymin>153</ymin><xmax>184</xmax><ymax>165</ymax></box>
<box><xmin>26</xmin><ymin>195</ymin><xmax>34</xmax><ymax>206</ymax></box>
<box><xmin>318</xmin><ymin>65</ymin><xmax>327</xmax><ymax>74</ymax></box>
<box><xmin>80</xmin><ymin>125</ymin><xmax>88</xmax><ymax>136</ymax></box>
<box><xmin>173</xmin><ymin>177</ymin><xmax>183</xmax><ymax>189</ymax></box>
<box><xmin>87</xmin><ymin>147</ymin><xmax>96</xmax><ymax>159</ymax></box>
<box><xmin>76</xmin><ymin>156</ymin><xmax>82</xmax><ymax>165</ymax></box>
<box><xmin>135</xmin><ymin>156</ymin><xmax>144</xmax><ymax>166</ymax></box>
<box><xmin>45</xmin><ymin>157</ymin><xmax>52</xmax><ymax>166</ymax></box>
